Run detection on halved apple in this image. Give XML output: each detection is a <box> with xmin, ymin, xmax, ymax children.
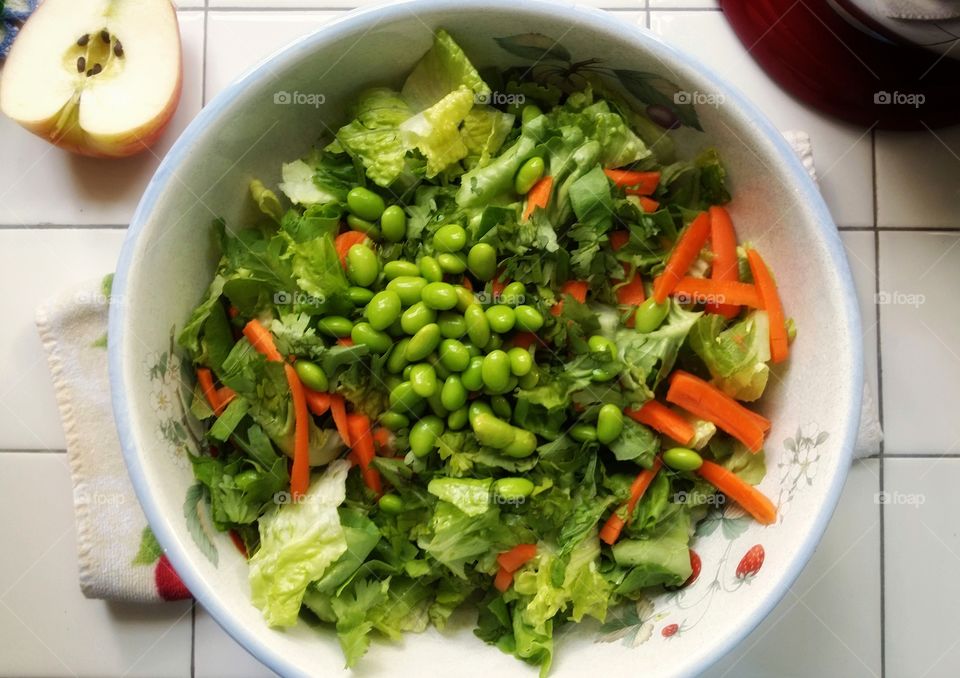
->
<box><xmin>0</xmin><ymin>0</ymin><xmax>182</xmax><ymax>158</ymax></box>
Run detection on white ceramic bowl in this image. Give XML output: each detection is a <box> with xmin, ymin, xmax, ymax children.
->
<box><xmin>109</xmin><ymin>1</ymin><xmax>863</xmax><ymax>676</ymax></box>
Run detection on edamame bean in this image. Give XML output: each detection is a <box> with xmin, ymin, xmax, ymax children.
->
<box><xmin>347</xmin><ymin>186</ymin><xmax>386</xmax><ymax>221</ymax></box>
<box><xmin>591</xmin><ymin>365</ymin><xmax>619</xmax><ymax>383</ymax></box>
<box><xmin>662</xmin><ymin>447</ymin><xmax>704</xmax><ymax>472</ymax></box>
<box><xmin>438</xmin><ymin>252</ymin><xmax>468</xmax><ymax>274</ymax></box>
<box><xmin>379</xmin><ymin>411</ymin><xmax>409</xmax><ymax>431</ymax></box>
<box><xmin>521</xmin><ymin>104</ymin><xmax>543</xmax><ymax>125</ymax></box>
<box><xmin>490</xmin><ymin>395</ymin><xmax>512</xmax><ymax>420</ymax></box>
<box><xmin>514</xmin><ymin>305</ymin><xmax>544</xmax><ymax>332</ymax></box>
<box><xmin>234</xmin><ymin>469</ymin><xmax>260</xmax><ymax>491</ymax></box>
<box><xmin>405</xmin><ymin>323</ymin><xmax>441</xmax><ymax>361</ymax></box>
<box><xmin>438</xmin><ymin>339</ymin><xmax>471</xmax><ymax>372</ymax></box>
<box><xmin>347</xmin><ymin>244</ymin><xmax>380</xmax><ymax>287</ymax></box>
<box><xmin>409</xmin><ymin>363</ymin><xmax>438</xmax><ymax>398</ymax></box>
<box><xmin>430</xmin><ymin>356</ymin><xmax>451</xmax><ymax>381</ymax></box>
<box><xmin>518</xmin><ymin>365</ymin><xmax>540</xmax><ymax>390</ymax></box>
<box><xmin>384</xmin><ymin>260</ymin><xmax>420</xmax><ymax>280</ymax></box>
<box><xmin>570</xmin><ymin>424</ymin><xmax>598</xmax><ymax>442</ymax></box>
<box><xmin>380</xmin><ymin>205</ymin><xmax>407</xmax><ymax>242</ymax></box>
<box><xmin>485</xmin><ymin>305</ymin><xmax>516</xmax><ymax>334</ymax></box>
<box><xmin>378</xmin><ymin>493</ymin><xmax>405</xmax><ymax>514</ymax></box>
<box><xmin>409</xmin><ymin>416</ymin><xmax>445</xmax><ymax>457</ymax></box>
<box><xmin>440</xmin><ymin>375</ymin><xmax>468</xmax><ymax>411</ymax></box>
<box><xmin>464</xmin><ymin>304</ymin><xmax>491</xmax><ymax>348</ymax></box>
<box><xmin>401</xmin><ymin>302</ymin><xmax>437</xmax><ymax>335</ymax></box>
<box><xmin>419</xmin><ymin>256</ymin><xmax>443</xmax><ymax>283</ymax></box>
<box><xmin>433</xmin><ymin>224</ymin><xmax>467</xmax><ymax>253</ymax></box>
<box><xmin>386</xmin><ymin>338</ymin><xmax>411</xmax><ymax>374</ymax></box>
<box><xmin>351</xmin><ymin>322</ymin><xmax>392</xmax><ymax>353</ymax></box>
<box><xmin>346</xmin><ymin>214</ymin><xmax>380</xmax><ymax>238</ymax></box>
<box><xmin>468</xmin><ymin>401</ymin><xmax>493</xmax><ymax>426</ymax></box>
<box><xmin>346</xmin><ymin>286</ymin><xmax>375</xmax><ymax>306</ymax></box>
<box><xmin>588</xmin><ymin>334</ymin><xmax>617</xmax><ymax>358</ymax></box>
<box><xmin>421</xmin><ymin>282</ymin><xmax>458</xmax><ymax>311</ymax></box>
<box><xmin>294</xmin><ymin>360</ymin><xmax>328</xmax><ymax>392</ymax></box>
<box><xmin>447</xmin><ymin>406</ymin><xmax>469</xmax><ymax>431</ymax></box>
<box><xmin>501</xmin><ymin>281</ymin><xmax>527</xmax><ymax>307</ymax></box>
<box><xmin>463</xmin><ymin>342</ymin><xmax>482</xmax><ymax>357</ymax></box>
<box><xmin>507</xmin><ymin>347</ymin><xmax>533</xmax><ymax>377</ymax></box>
<box><xmin>597</xmin><ymin>403</ymin><xmax>624</xmax><ymax>445</ymax></box>
<box><xmin>387</xmin><ymin>276</ymin><xmax>428</xmax><ymax>306</ymax></box>
<box><xmin>494</xmin><ymin>477</ymin><xmax>535</xmax><ymax>500</ymax></box>
<box><xmin>482</xmin><ymin>350</ymin><xmax>512</xmax><ymax>392</ymax></box>
<box><xmin>503</xmin><ymin>429</ymin><xmax>537</xmax><ymax>458</ymax></box>
<box><xmin>471</xmin><ymin>413</ymin><xmax>516</xmax><ymax>449</ymax></box>
<box><xmin>484</xmin><ymin>335</ymin><xmax>504</xmax><ymax>352</ymax></box>
<box><xmin>387</xmin><ymin>319</ymin><xmax>405</xmax><ymax>338</ymax></box>
<box><xmin>365</xmin><ymin>290</ymin><xmax>401</xmax><ymax>331</ymax></box>
<box><xmin>514</xmin><ymin>156</ymin><xmax>545</xmax><ymax>195</ymax></box>
<box><xmin>454</xmin><ymin>286</ymin><xmax>476</xmax><ymax>312</ymax></box>
<box><xmin>317</xmin><ymin>316</ymin><xmax>353</xmax><ymax>337</ymax></box>
<box><xmin>426</xmin><ymin>392</ymin><xmax>449</xmax><ymax>418</ymax></box>
<box><xmin>466</xmin><ymin>243</ymin><xmax>497</xmax><ymax>281</ymax></box>
<box><xmin>437</xmin><ymin>312</ymin><xmax>467</xmax><ymax>339</ymax></box>
<box><xmin>634</xmin><ymin>298</ymin><xmax>670</xmax><ymax>333</ymax></box>
<box><xmin>461</xmin><ymin>356</ymin><xmax>485</xmax><ymax>391</ymax></box>
<box><xmin>389</xmin><ymin>381</ymin><xmax>422</xmax><ymax>416</ymax></box>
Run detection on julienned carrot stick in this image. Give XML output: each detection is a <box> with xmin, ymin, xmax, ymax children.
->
<box><xmin>746</xmin><ymin>249</ymin><xmax>789</xmax><ymax>364</ymax></box>
<box><xmin>372</xmin><ymin>427</ymin><xmax>392</xmax><ymax>454</ymax></box>
<box><xmin>706</xmin><ymin>206</ymin><xmax>740</xmax><ymax>318</ymax></box>
<box><xmin>523</xmin><ymin>175</ymin><xmax>553</xmax><ymax>220</ymax></box>
<box><xmin>604</xmin><ymin>169</ymin><xmax>660</xmax><ymax>195</ymax></box>
<box><xmin>242</xmin><ymin>320</ymin><xmax>283</xmax><ymax>362</ymax></box>
<box><xmin>197</xmin><ymin>368</ymin><xmax>221</xmax><ymax>413</ymax></box>
<box><xmin>616</xmin><ymin>267</ymin><xmax>646</xmax><ymax>307</ymax></box>
<box><xmin>330</xmin><ymin>394</ymin><xmax>351</xmax><ymax>447</ymax></box>
<box><xmin>653</xmin><ymin>211</ymin><xmax>712</xmax><ymax>303</ymax></box>
<box><xmin>304</xmin><ymin>388</ymin><xmax>331</xmax><ymax>416</ymax></box>
<box><xmin>215</xmin><ymin>386</ymin><xmax>237</xmax><ymax>415</ymax></box>
<box><xmin>667</xmin><ymin>371</ymin><xmax>768</xmax><ymax>452</ymax></box>
<box><xmin>610</xmin><ymin>230</ymin><xmax>630</xmax><ymax>251</ymax></box>
<box><xmin>347</xmin><ymin>413</ymin><xmax>382</xmax><ymax>495</ymax></box>
<box><xmin>493</xmin><ymin>566</ymin><xmax>514</xmax><ymax>592</ymax></box>
<box><xmin>638</xmin><ymin>196</ymin><xmax>660</xmax><ymax>213</ymax></box>
<box><xmin>337</xmin><ymin>337</ymin><xmax>355</xmax><ymax>347</ymax></box>
<box><xmin>670</xmin><ymin>277</ymin><xmax>762</xmax><ymax>308</ymax></box>
<box><xmin>599</xmin><ymin>458</ymin><xmax>663</xmax><ymax>545</ymax></box>
<box><xmin>497</xmin><ymin>544</ymin><xmax>538</xmax><ymax>573</ymax></box>
<box><xmin>284</xmin><ymin>364</ymin><xmax>310</xmax><ymax>500</ymax></box>
<box><xmin>697</xmin><ymin>460</ymin><xmax>777</xmax><ymax>525</ymax></box>
<box><xmin>550</xmin><ymin>279</ymin><xmax>589</xmax><ymax>317</ymax></box>
<box><xmin>334</xmin><ymin>231</ymin><xmax>369</xmax><ymax>268</ymax></box>
<box><xmin>625</xmin><ymin>400</ymin><xmax>694</xmax><ymax>446</ymax></box>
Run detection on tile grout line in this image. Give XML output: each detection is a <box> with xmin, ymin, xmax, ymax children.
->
<box><xmin>872</xmin><ymin>127</ymin><xmax>886</xmax><ymax>678</ymax></box>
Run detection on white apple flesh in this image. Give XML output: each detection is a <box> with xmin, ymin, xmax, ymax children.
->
<box><xmin>0</xmin><ymin>0</ymin><xmax>182</xmax><ymax>158</ymax></box>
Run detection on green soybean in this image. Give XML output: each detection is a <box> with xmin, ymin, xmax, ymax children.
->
<box><xmin>401</xmin><ymin>302</ymin><xmax>437</xmax><ymax>335</ymax></box>
<box><xmin>447</xmin><ymin>406</ymin><xmax>469</xmax><ymax>431</ymax></box>
<box><xmin>494</xmin><ymin>477</ymin><xmax>535</xmax><ymax>500</ymax></box>
<box><xmin>588</xmin><ymin>334</ymin><xmax>617</xmax><ymax>357</ymax></box>
<box><xmin>386</xmin><ymin>338</ymin><xmax>412</xmax><ymax>374</ymax></box>
<box><xmin>346</xmin><ymin>286</ymin><xmax>375</xmax><ymax>306</ymax></box>
<box><xmin>437</xmin><ymin>312</ymin><xmax>467</xmax><ymax>339</ymax></box>
<box><xmin>662</xmin><ymin>447</ymin><xmax>704</xmax><ymax>472</ymax></box>
<box><xmin>463</xmin><ymin>342</ymin><xmax>483</xmax><ymax>357</ymax></box>
<box><xmin>380</xmin><ymin>205</ymin><xmax>407</xmax><ymax>242</ymax></box>
<box><xmin>597</xmin><ymin>403</ymin><xmax>625</xmax><ymax>445</ymax></box>
<box><xmin>482</xmin><ymin>350</ymin><xmax>512</xmax><ymax>391</ymax></box>
<box><xmin>294</xmin><ymin>360</ymin><xmax>328</xmax><ymax>392</ymax></box>
<box><xmin>346</xmin><ymin>244</ymin><xmax>379</xmax><ymax>287</ymax></box>
<box><xmin>490</xmin><ymin>395</ymin><xmax>512</xmax><ymax>420</ymax></box>
<box><xmin>468</xmin><ymin>401</ymin><xmax>493</xmax><ymax>426</ymax></box>
<box><xmin>433</xmin><ymin>224</ymin><xmax>467</xmax><ymax>253</ymax></box>
<box><xmin>591</xmin><ymin>365</ymin><xmax>619</xmax><ymax>383</ymax></box>
<box><xmin>521</xmin><ymin>104</ymin><xmax>543</xmax><ymax>125</ymax></box>
<box><xmin>317</xmin><ymin>316</ymin><xmax>353</xmax><ymax>337</ymax></box>
<box><xmin>421</xmin><ymin>282</ymin><xmax>458</xmax><ymax>311</ymax></box>
<box><xmin>507</xmin><ymin>347</ymin><xmax>533</xmax><ymax>377</ymax></box>
<box><xmin>501</xmin><ymin>281</ymin><xmax>527</xmax><ymax>307</ymax></box>
<box><xmin>454</xmin><ymin>286</ymin><xmax>476</xmax><ymax>312</ymax></box>
<box><xmin>410</xmin><ymin>416</ymin><xmax>445</xmax><ymax>457</ymax></box>
<box><xmin>419</xmin><ymin>256</ymin><xmax>443</xmax><ymax>283</ymax></box>
<box><xmin>379</xmin><ymin>411</ymin><xmax>409</xmax><ymax>431</ymax></box>
<box><xmin>351</xmin><ymin>322</ymin><xmax>392</xmax><ymax>353</ymax></box>
<box><xmin>518</xmin><ymin>365</ymin><xmax>540</xmax><ymax>389</ymax></box>
<box><xmin>570</xmin><ymin>424</ymin><xmax>598</xmax><ymax>442</ymax></box>
<box><xmin>484</xmin><ymin>335</ymin><xmax>504</xmax><ymax>352</ymax></box>
<box><xmin>378</xmin><ymin>493</ymin><xmax>405</xmax><ymax>514</ymax></box>
<box><xmin>387</xmin><ymin>276</ymin><xmax>428</xmax><ymax>306</ymax></box>
<box><xmin>634</xmin><ymin>298</ymin><xmax>670</xmax><ymax>333</ymax></box>
<box><xmin>426</xmin><ymin>392</ymin><xmax>449</xmax><ymax>418</ymax></box>
<box><xmin>514</xmin><ymin>156</ymin><xmax>545</xmax><ymax>195</ymax></box>
<box><xmin>347</xmin><ymin>186</ymin><xmax>386</xmax><ymax>221</ymax></box>
<box><xmin>438</xmin><ymin>252</ymin><xmax>468</xmax><ymax>274</ymax></box>
<box><xmin>438</xmin><ymin>339</ymin><xmax>471</xmax><ymax>372</ymax></box>
<box><xmin>471</xmin><ymin>413</ymin><xmax>516</xmax><ymax>449</ymax></box>
<box><xmin>503</xmin><ymin>429</ymin><xmax>538</xmax><ymax>458</ymax></box>
<box><xmin>440</xmin><ymin>375</ymin><xmax>468</xmax><ymax>411</ymax></box>
<box><xmin>409</xmin><ymin>363</ymin><xmax>438</xmax><ymax>398</ymax></box>
<box><xmin>514</xmin><ymin>305</ymin><xmax>544</xmax><ymax>332</ymax></box>
<box><xmin>405</xmin><ymin>323</ymin><xmax>441</xmax><ymax>361</ymax></box>
<box><xmin>389</xmin><ymin>381</ymin><xmax>422</xmax><ymax>415</ymax></box>
<box><xmin>365</xmin><ymin>290</ymin><xmax>401</xmax><ymax>331</ymax></box>
<box><xmin>461</xmin><ymin>356</ymin><xmax>485</xmax><ymax>391</ymax></box>
<box><xmin>346</xmin><ymin>214</ymin><xmax>380</xmax><ymax>238</ymax></box>
<box><xmin>430</xmin><ymin>356</ymin><xmax>451</xmax><ymax>381</ymax></box>
<box><xmin>464</xmin><ymin>304</ymin><xmax>491</xmax><ymax>348</ymax></box>
<box><xmin>485</xmin><ymin>305</ymin><xmax>516</xmax><ymax>334</ymax></box>
<box><xmin>384</xmin><ymin>260</ymin><xmax>420</xmax><ymax>280</ymax></box>
<box><xmin>466</xmin><ymin>243</ymin><xmax>497</xmax><ymax>281</ymax></box>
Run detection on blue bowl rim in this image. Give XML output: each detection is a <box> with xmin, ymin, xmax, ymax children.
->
<box><xmin>109</xmin><ymin>1</ymin><xmax>863</xmax><ymax>676</ymax></box>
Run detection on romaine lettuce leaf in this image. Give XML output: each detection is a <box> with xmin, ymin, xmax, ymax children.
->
<box><xmin>400</xmin><ymin>85</ymin><xmax>475</xmax><ymax>177</ymax></box>
<box><xmin>330</xmin><ymin>87</ymin><xmax>412</xmax><ymax>187</ymax></box>
<box><xmin>688</xmin><ymin>310</ymin><xmax>771</xmax><ymax>401</ymax></box>
<box><xmin>401</xmin><ymin>28</ymin><xmax>490</xmax><ymax>111</ymax></box>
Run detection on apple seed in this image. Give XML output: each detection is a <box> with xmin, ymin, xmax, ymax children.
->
<box><xmin>100</xmin><ymin>29</ymin><xmax>110</xmax><ymax>44</ymax></box>
<box><xmin>77</xmin><ymin>34</ymin><xmax>90</xmax><ymax>47</ymax></box>
<box><xmin>114</xmin><ymin>41</ymin><xmax>124</xmax><ymax>58</ymax></box>
<box><xmin>77</xmin><ymin>56</ymin><xmax>86</xmax><ymax>73</ymax></box>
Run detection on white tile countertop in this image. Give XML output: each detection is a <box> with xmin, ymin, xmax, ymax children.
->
<box><xmin>1</xmin><ymin>1</ymin><xmax>958</xmax><ymax>677</ymax></box>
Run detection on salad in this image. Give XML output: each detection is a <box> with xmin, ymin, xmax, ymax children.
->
<box><xmin>179</xmin><ymin>30</ymin><xmax>792</xmax><ymax>675</ymax></box>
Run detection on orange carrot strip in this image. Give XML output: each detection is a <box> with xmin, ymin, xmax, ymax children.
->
<box><xmin>522</xmin><ymin>175</ymin><xmax>553</xmax><ymax>220</ymax></box>
<box><xmin>697</xmin><ymin>460</ymin><xmax>777</xmax><ymax>525</ymax></box>
<box><xmin>242</xmin><ymin>320</ymin><xmax>283</xmax><ymax>362</ymax></box>
<box><xmin>600</xmin><ymin>458</ymin><xmax>663</xmax><ymax>545</ymax></box>
<box><xmin>617</xmin><ymin>269</ymin><xmax>646</xmax><ymax>307</ymax></box>
<box><xmin>638</xmin><ymin>196</ymin><xmax>660</xmax><ymax>213</ymax></box>
<box><xmin>347</xmin><ymin>413</ymin><xmax>382</xmax><ymax>495</ymax></box>
<box><xmin>284</xmin><ymin>363</ymin><xmax>310</xmax><ymax>500</ymax></box>
<box><xmin>461</xmin><ymin>276</ymin><xmax>474</xmax><ymax>292</ymax></box>
<box><xmin>625</xmin><ymin>400</ymin><xmax>694</xmax><ymax>446</ymax></box>
<box><xmin>197</xmin><ymin>368</ymin><xmax>221</xmax><ymax>413</ymax></box>
<box><xmin>671</xmin><ymin>277</ymin><xmax>763</xmax><ymax>308</ymax></box>
<box><xmin>215</xmin><ymin>387</ymin><xmax>237</xmax><ymax>416</ymax></box>
<box><xmin>652</xmin><ymin>211</ymin><xmax>712</xmax><ymax>303</ymax></box>
<box><xmin>493</xmin><ymin>566</ymin><xmax>514</xmax><ymax>592</ymax></box>
<box><xmin>337</xmin><ymin>337</ymin><xmax>354</xmax><ymax>347</ymax></box>
<box><xmin>746</xmin><ymin>249</ymin><xmax>789</xmax><ymax>364</ymax></box>
<box><xmin>304</xmin><ymin>388</ymin><xmax>331</xmax><ymax>416</ymax></box>
<box><xmin>510</xmin><ymin>332</ymin><xmax>539</xmax><ymax>350</ymax></box>
<box><xmin>497</xmin><ymin>544</ymin><xmax>538</xmax><ymax>573</ymax></box>
<box><xmin>334</xmin><ymin>231</ymin><xmax>369</xmax><ymax>268</ymax></box>
<box><xmin>609</xmin><ymin>230</ymin><xmax>630</xmax><ymax>251</ymax></box>
<box><xmin>667</xmin><ymin>371</ymin><xmax>768</xmax><ymax>452</ymax></box>
<box><xmin>372</xmin><ymin>427</ymin><xmax>392</xmax><ymax>455</ymax></box>
<box><xmin>329</xmin><ymin>394</ymin><xmax>351</xmax><ymax>447</ymax></box>
<box><xmin>604</xmin><ymin>169</ymin><xmax>661</xmax><ymax>195</ymax></box>
<box><xmin>598</xmin><ymin>515</ymin><xmax>626</xmax><ymax>546</ymax></box>
<box><xmin>706</xmin><ymin>206</ymin><xmax>740</xmax><ymax>318</ymax></box>
<box><xmin>550</xmin><ymin>279</ymin><xmax>589</xmax><ymax>317</ymax></box>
